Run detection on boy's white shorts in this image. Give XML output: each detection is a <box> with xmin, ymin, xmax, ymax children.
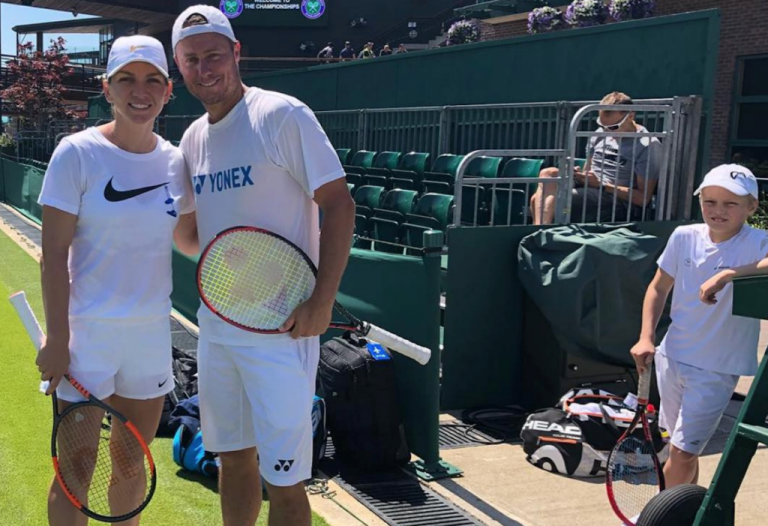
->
<box><xmin>57</xmin><ymin>316</ymin><xmax>174</xmax><ymax>402</ymax></box>
<box><xmin>197</xmin><ymin>335</ymin><xmax>320</xmax><ymax>487</ymax></box>
<box><xmin>655</xmin><ymin>352</ymin><xmax>739</xmax><ymax>456</ymax></box>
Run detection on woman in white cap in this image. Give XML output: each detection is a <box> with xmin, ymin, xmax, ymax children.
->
<box><xmin>36</xmin><ymin>35</ymin><xmax>197</xmax><ymax>525</ymax></box>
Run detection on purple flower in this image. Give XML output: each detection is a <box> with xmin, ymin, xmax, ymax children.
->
<box><xmin>565</xmin><ymin>0</ymin><xmax>610</xmax><ymax>28</ymax></box>
<box><xmin>609</xmin><ymin>0</ymin><xmax>655</xmax><ymax>21</ymax></box>
<box><xmin>528</xmin><ymin>7</ymin><xmax>566</xmax><ymax>34</ymax></box>
<box><xmin>447</xmin><ymin>19</ymin><xmax>480</xmax><ymax>46</ymax></box>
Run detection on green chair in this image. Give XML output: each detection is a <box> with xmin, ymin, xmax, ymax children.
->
<box><xmin>460</xmin><ymin>185</ymin><xmax>489</xmax><ymax>226</ymax></box>
<box><xmin>423</xmin><ymin>172</ymin><xmax>455</xmax><ymax>186</ymax></box>
<box><xmin>398</xmin><ymin>152</ymin><xmax>430</xmax><ymax>174</ymax></box>
<box><xmin>422</xmin><ymin>180</ymin><xmax>452</xmax><ymax>195</ymax></box>
<box><xmin>343</xmin><ymin>150</ymin><xmax>376</xmax><ymax>175</ymax></box>
<box><xmin>336</xmin><ymin>148</ymin><xmax>352</xmax><ymax>165</ymax></box>
<box><xmin>363</xmin><ymin>174</ymin><xmax>389</xmax><ymax>189</ymax></box>
<box><xmin>366</xmin><ymin>151</ymin><xmax>402</xmax><ymax>177</ymax></box>
<box><xmin>371</xmin><ymin>189</ymin><xmax>418</xmax><ymax>227</ymax></box>
<box><xmin>464</xmin><ymin>156</ymin><xmax>502</xmax><ymax>179</ymax></box>
<box><xmin>407</xmin><ymin>193</ymin><xmax>454</xmax><ymax>230</ymax></box>
<box><xmin>353</xmin><ymin>185</ymin><xmax>385</xmax><ymax>219</ymax></box>
<box><xmin>489</xmin><ymin>188</ymin><xmax>527</xmax><ymax>226</ymax></box>
<box><xmin>501</xmin><ymin>158</ymin><xmax>544</xmax><ymax>196</ymax></box>
<box><xmin>370</xmin><ymin>217</ymin><xmax>403</xmax><ymax>254</ymax></box>
<box><xmin>345</xmin><ymin>172</ymin><xmax>363</xmax><ymax>191</ymax></box>
<box><xmin>501</xmin><ymin>158</ymin><xmax>544</xmax><ymax>178</ymax></box>
<box><xmin>391</xmin><ymin>152</ymin><xmax>431</xmax><ymax>187</ymax></box>
<box><xmin>375</xmin><ymin>189</ymin><xmax>419</xmax><ymax>220</ymax></box>
<box><xmin>390</xmin><ymin>177</ymin><xmax>415</xmax><ymax>191</ymax></box>
<box><xmin>426</xmin><ymin>154</ymin><xmax>464</xmax><ymax>179</ymax></box>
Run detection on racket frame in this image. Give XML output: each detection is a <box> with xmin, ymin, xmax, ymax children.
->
<box><xmin>198</xmin><ymin>226</ymin><xmax>368</xmax><ymax>335</ymax></box>
<box><xmin>605</xmin><ymin>369</ymin><xmax>665</xmax><ymax>525</ymax></box>
<box><xmin>197</xmin><ymin>226</ymin><xmax>432</xmax><ymax>365</ymax></box>
<box><xmin>197</xmin><ymin>226</ymin><xmax>328</xmax><ymax>334</ymax></box>
<box><xmin>9</xmin><ymin>291</ymin><xmax>157</xmax><ymax>523</ymax></box>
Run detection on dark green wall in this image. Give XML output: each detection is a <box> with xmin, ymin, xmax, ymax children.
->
<box><xmin>90</xmin><ymin>10</ymin><xmax>718</xmax><ymax>118</ymax></box>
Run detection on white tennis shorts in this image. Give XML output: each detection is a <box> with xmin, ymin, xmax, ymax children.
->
<box><xmin>57</xmin><ymin>317</ymin><xmax>174</xmax><ymax>403</ymax></box>
<box><xmin>654</xmin><ymin>352</ymin><xmax>739</xmax><ymax>456</ymax></box>
<box><xmin>197</xmin><ymin>335</ymin><xmax>320</xmax><ymax>487</ymax></box>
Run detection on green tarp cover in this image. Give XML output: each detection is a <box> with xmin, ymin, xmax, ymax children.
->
<box><xmin>517</xmin><ymin>224</ymin><xmax>671</xmax><ymax>368</ymax></box>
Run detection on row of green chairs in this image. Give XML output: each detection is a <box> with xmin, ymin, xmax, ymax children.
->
<box><xmin>351</xmin><ymin>185</ymin><xmax>455</xmax><ymax>253</ymax></box>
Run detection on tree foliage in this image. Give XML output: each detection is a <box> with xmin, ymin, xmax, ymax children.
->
<box><xmin>1</xmin><ymin>38</ymin><xmax>86</xmax><ymax>129</ymax></box>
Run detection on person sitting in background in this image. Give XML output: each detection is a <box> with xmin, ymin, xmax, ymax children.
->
<box><xmin>530</xmin><ymin>91</ymin><xmax>662</xmax><ymax>225</ymax></box>
<box><xmin>339</xmin><ymin>41</ymin><xmax>355</xmax><ymax>61</ymax></box>
<box><xmin>379</xmin><ymin>44</ymin><xmax>393</xmax><ymax>57</ymax></box>
<box><xmin>395</xmin><ymin>43</ymin><xmax>408</xmax><ymax>54</ymax></box>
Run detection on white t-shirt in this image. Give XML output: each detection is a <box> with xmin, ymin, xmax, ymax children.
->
<box><xmin>38</xmin><ymin>127</ymin><xmax>195</xmax><ymax>320</ymax></box>
<box><xmin>179</xmin><ymin>87</ymin><xmax>345</xmax><ymax>345</ymax></box>
<box><xmin>657</xmin><ymin>223</ymin><xmax>768</xmax><ymax>376</ymax></box>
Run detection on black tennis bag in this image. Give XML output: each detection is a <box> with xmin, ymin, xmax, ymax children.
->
<box><xmin>157</xmin><ymin>346</ymin><xmax>199</xmax><ymax>436</ymax></box>
<box><xmin>521</xmin><ymin>388</ymin><xmax>667</xmax><ymax>478</ymax></box>
<box><xmin>318</xmin><ymin>333</ymin><xmax>410</xmax><ymax>471</ymax></box>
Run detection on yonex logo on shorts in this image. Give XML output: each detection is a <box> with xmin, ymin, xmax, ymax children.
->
<box><xmin>274</xmin><ymin>459</ymin><xmax>295</xmax><ymax>472</ymax></box>
<box><xmin>194</xmin><ymin>165</ymin><xmax>254</xmax><ymax>195</ymax></box>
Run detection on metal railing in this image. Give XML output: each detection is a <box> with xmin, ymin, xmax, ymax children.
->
<box><xmin>314</xmin><ymin>97</ymin><xmax>698</xmax><ymax>161</ymax></box>
<box><xmin>453</xmin><ymin>149</ymin><xmax>568</xmax><ymax>226</ymax></box>
<box><xmin>452</xmin><ymin>99</ymin><xmax>703</xmax><ymax>226</ymax></box>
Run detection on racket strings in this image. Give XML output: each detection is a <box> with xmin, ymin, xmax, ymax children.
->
<box><xmin>608</xmin><ymin>435</ymin><xmax>660</xmax><ymax>519</ymax></box>
<box><xmin>56</xmin><ymin>405</ymin><xmax>151</xmax><ymax>517</ymax></box>
<box><xmin>200</xmin><ymin>231</ymin><xmax>315</xmax><ymax>330</ymax></box>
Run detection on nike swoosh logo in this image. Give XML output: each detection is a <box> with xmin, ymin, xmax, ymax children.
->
<box><xmin>158</xmin><ymin>378</ymin><xmax>169</xmax><ymax>388</ymax></box>
<box><xmin>104</xmin><ymin>177</ymin><xmax>169</xmax><ymax>202</ymax></box>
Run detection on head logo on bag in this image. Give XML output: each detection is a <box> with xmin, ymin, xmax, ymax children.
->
<box><xmin>522</xmin><ymin>419</ymin><xmax>582</xmax><ymax>437</ymax></box>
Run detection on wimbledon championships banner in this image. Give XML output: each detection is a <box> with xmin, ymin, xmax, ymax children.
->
<box><xmin>209</xmin><ymin>0</ymin><xmax>329</xmax><ymax>27</ymax></box>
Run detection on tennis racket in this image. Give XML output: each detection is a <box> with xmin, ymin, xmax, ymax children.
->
<box><xmin>606</xmin><ymin>366</ymin><xmax>665</xmax><ymax>525</ymax></box>
<box><xmin>197</xmin><ymin>226</ymin><xmax>432</xmax><ymax>365</ymax></box>
<box><xmin>9</xmin><ymin>291</ymin><xmax>157</xmax><ymax>523</ymax></box>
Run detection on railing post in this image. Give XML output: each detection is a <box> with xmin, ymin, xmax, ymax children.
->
<box><xmin>438</xmin><ymin>106</ymin><xmax>451</xmax><ymax>155</ymax></box>
<box><xmin>357</xmin><ymin>109</ymin><xmax>367</xmax><ymax>152</ymax></box>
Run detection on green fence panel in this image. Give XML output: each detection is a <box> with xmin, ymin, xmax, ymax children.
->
<box><xmin>171</xmin><ymin>250</ymin><xmax>201</xmax><ymax>324</ymax></box>
<box><xmin>441</xmin><ymin>221</ymin><xmax>688</xmax><ymax>410</ymax></box>
<box><xmin>25</xmin><ymin>165</ymin><xmax>44</xmax><ymax>222</ymax></box>
<box><xmin>0</xmin><ymin>157</ymin><xmax>45</xmax><ymax>223</ymax></box>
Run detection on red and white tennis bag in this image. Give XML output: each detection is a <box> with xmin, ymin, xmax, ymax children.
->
<box><xmin>520</xmin><ymin>388</ymin><xmax>668</xmax><ymax>478</ymax></box>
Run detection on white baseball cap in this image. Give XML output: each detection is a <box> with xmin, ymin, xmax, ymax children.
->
<box><xmin>173</xmin><ymin>5</ymin><xmax>237</xmax><ymax>52</ymax></box>
<box><xmin>107</xmin><ymin>35</ymin><xmax>169</xmax><ymax>79</ymax></box>
<box><xmin>694</xmin><ymin>164</ymin><xmax>759</xmax><ymax>199</ymax></box>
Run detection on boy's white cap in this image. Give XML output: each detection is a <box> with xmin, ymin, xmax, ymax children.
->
<box><xmin>107</xmin><ymin>35</ymin><xmax>169</xmax><ymax>79</ymax></box>
<box><xmin>694</xmin><ymin>164</ymin><xmax>759</xmax><ymax>199</ymax></box>
<box><xmin>172</xmin><ymin>5</ymin><xmax>236</xmax><ymax>51</ymax></box>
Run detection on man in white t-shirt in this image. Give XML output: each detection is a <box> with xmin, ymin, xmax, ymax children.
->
<box><xmin>172</xmin><ymin>6</ymin><xmax>355</xmax><ymax>525</ymax></box>
<box><xmin>631</xmin><ymin>164</ymin><xmax>768</xmax><ymax>489</ymax></box>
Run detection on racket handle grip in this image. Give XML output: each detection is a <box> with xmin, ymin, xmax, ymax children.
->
<box><xmin>638</xmin><ymin>366</ymin><xmax>652</xmax><ymax>403</ymax></box>
<box><xmin>8</xmin><ymin>291</ymin><xmax>45</xmax><ymax>352</ymax></box>
<box><xmin>365</xmin><ymin>324</ymin><xmax>432</xmax><ymax>365</ymax></box>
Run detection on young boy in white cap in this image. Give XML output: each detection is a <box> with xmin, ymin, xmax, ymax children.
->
<box><xmin>171</xmin><ymin>5</ymin><xmax>355</xmax><ymax>526</ymax></box>
<box><xmin>631</xmin><ymin>164</ymin><xmax>768</xmax><ymax>489</ymax></box>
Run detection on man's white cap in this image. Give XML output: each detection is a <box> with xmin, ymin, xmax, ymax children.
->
<box><xmin>107</xmin><ymin>35</ymin><xmax>169</xmax><ymax>79</ymax></box>
<box><xmin>694</xmin><ymin>164</ymin><xmax>759</xmax><ymax>199</ymax></box>
<box><xmin>172</xmin><ymin>5</ymin><xmax>237</xmax><ymax>52</ymax></box>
